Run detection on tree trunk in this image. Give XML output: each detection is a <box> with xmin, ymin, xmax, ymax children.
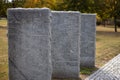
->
<box><xmin>104</xmin><ymin>20</ymin><xmax>106</xmax><ymax>27</ymax></box>
<box><xmin>12</xmin><ymin>0</ymin><xmax>15</xmax><ymax>8</ymax></box>
<box><xmin>114</xmin><ymin>16</ymin><xmax>117</xmax><ymax>32</ymax></box>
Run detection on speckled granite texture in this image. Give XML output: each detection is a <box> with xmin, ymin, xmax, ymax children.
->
<box><xmin>86</xmin><ymin>54</ymin><xmax>120</xmax><ymax>80</ymax></box>
<box><xmin>80</xmin><ymin>14</ymin><xmax>96</xmax><ymax>68</ymax></box>
<box><xmin>8</xmin><ymin>8</ymin><xmax>52</xmax><ymax>80</ymax></box>
<box><xmin>51</xmin><ymin>11</ymin><xmax>81</xmax><ymax>78</ymax></box>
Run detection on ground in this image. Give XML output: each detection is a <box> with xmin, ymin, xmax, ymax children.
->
<box><xmin>0</xmin><ymin>19</ymin><xmax>120</xmax><ymax>80</ymax></box>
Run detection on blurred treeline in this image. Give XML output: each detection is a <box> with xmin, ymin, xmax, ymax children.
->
<box><xmin>0</xmin><ymin>0</ymin><xmax>120</xmax><ymax>31</ymax></box>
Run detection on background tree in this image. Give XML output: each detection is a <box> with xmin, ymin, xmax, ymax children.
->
<box><xmin>24</xmin><ymin>0</ymin><xmax>57</xmax><ymax>9</ymax></box>
<box><xmin>12</xmin><ymin>0</ymin><xmax>25</xmax><ymax>8</ymax></box>
<box><xmin>108</xmin><ymin>0</ymin><xmax>120</xmax><ymax>32</ymax></box>
<box><xmin>56</xmin><ymin>0</ymin><xmax>95</xmax><ymax>12</ymax></box>
<box><xmin>0</xmin><ymin>0</ymin><xmax>120</xmax><ymax>32</ymax></box>
<box><xmin>93</xmin><ymin>0</ymin><xmax>110</xmax><ymax>27</ymax></box>
<box><xmin>0</xmin><ymin>0</ymin><xmax>11</xmax><ymax>17</ymax></box>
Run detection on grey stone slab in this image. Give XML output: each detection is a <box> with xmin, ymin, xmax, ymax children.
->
<box><xmin>80</xmin><ymin>41</ymin><xmax>95</xmax><ymax>57</ymax></box>
<box><xmin>51</xmin><ymin>11</ymin><xmax>81</xmax><ymax>78</ymax></box>
<box><xmin>81</xmin><ymin>14</ymin><xmax>96</xmax><ymax>42</ymax></box>
<box><xmin>52</xmin><ymin>61</ymin><xmax>79</xmax><ymax>78</ymax></box>
<box><xmin>80</xmin><ymin>14</ymin><xmax>96</xmax><ymax>68</ymax></box>
<box><xmin>8</xmin><ymin>8</ymin><xmax>52</xmax><ymax>80</ymax></box>
<box><xmin>85</xmin><ymin>54</ymin><xmax>120</xmax><ymax>80</ymax></box>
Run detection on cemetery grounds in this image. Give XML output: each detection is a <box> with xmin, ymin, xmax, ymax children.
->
<box><xmin>0</xmin><ymin>18</ymin><xmax>120</xmax><ymax>80</ymax></box>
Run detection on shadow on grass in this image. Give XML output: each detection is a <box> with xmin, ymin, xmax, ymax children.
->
<box><xmin>53</xmin><ymin>78</ymin><xmax>82</xmax><ymax>80</ymax></box>
<box><xmin>80</xmin><ymin>67</ymin><xmax>98</xmax><ymax>75</ymax></box>
<box><xmin>97</xmin><ymin>31</ymin><xmax>120</xmax><ymax>37</ymax></box>
<box><xmin>0</xmin><ymin>26</ymin><xmax>7</xmax><ymax>29</ymax></box>
<box><xmin>52</xmin><ymin>74</ymin><xmax>82</xmax><ymax>80</ymax></box>
<box><xmin>97</xmin><ymin>25</ymin><xmax>120</xmax><ymax>28</ymax></box>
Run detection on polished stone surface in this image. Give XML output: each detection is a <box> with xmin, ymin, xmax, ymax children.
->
<box><xmin>51</xmin><ymin>11</ymin><xmax>81</xmax><ymax>78</ymax></box>
<box><xmin>8</xmin><ymin>8</ymin><xmax>52</xmax><ymax>80</ymax></box>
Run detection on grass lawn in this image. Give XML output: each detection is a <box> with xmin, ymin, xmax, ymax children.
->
<box><xmin>0</xmin><ymin>19</ymin><xmax>120</xmax><ymax>80</ymax></box>
<box><xmin>0</xmin><ymin>19</ymin><xmax>8</xmax><ymax>80</ymax></box>
<box><xmin>0</xmin><ymin>18</ymin><xmax>7</xmax><ymax>27</ymax></box>
<box><xmin>96</xmin><ymin>25</ymin><xmax>120</xmax><ymax>67</ymax></box>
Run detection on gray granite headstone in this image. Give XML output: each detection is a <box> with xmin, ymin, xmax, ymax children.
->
<box><xmin>8</xmin><ymin>8</ymin><xmax>52</xmax><ymax>80</ymax></box>
<box><xmin>85</xmin><ymin>54</ymin><xmax>120</xmax><ymax>80</ymax></box>
<box><xmin>51</xmin><ymin>11</ymin><xmax>81</xmax><ymax>78</ymax></box>
<box><xmin>80</xmin><ymin>14</ymin><xmax>96</xmax><ymax>68</ymax></box>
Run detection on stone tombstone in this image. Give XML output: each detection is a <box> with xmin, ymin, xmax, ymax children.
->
<box><xmin>8</xmin><ymin>8</ymin><xmax>52</xmax><ymax>80</ymax></box>
<box><xmin>80</xmin><ymin>14</ymin><xmax>96</xmax><ymax>68</ymax></box>
<box><xmin>85</xmin><ymin>54</ymin><xmax>120</xmax><ymax>80</ymax></box>
<box><xmin>51</xmin><ymin>11</ymin><xmax>81</xmax><ymax>78</ymax></box>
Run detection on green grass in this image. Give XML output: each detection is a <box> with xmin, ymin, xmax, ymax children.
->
<box><xmin>80</xmin><ymin>67</ymin><xmax>98</xmax><ymax>75</ymax></box>
<box><xmin>1</xmin><ymin>19</ymin><xmax>120</xmax><ymax>80</ymax></box>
